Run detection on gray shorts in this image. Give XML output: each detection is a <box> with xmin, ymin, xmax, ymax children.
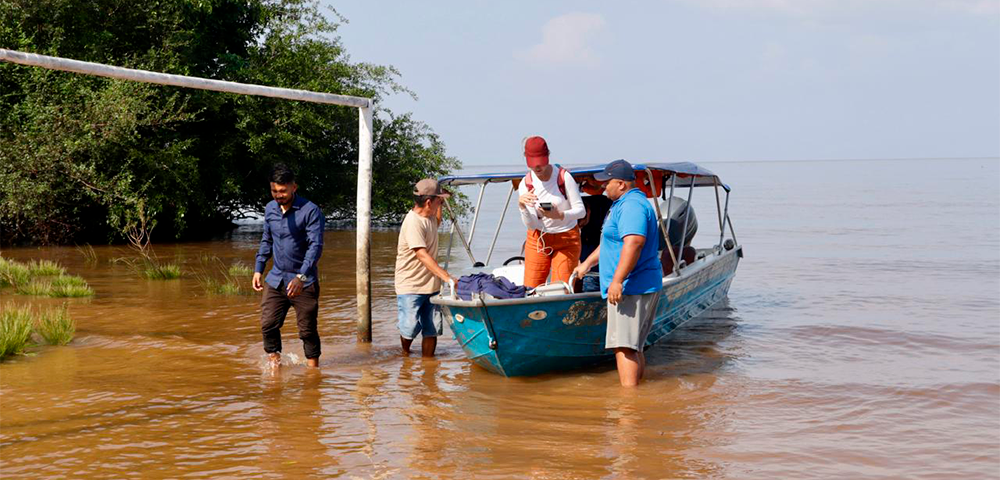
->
<box><xmin>605</xmin><ymin>291</ymin><xmax>661</xmax><ymax>350</ymax></box>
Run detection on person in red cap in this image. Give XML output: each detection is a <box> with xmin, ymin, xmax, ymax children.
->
<box><xmin>517</xmin><ymin>136</ymin><xmax>585</xmax><ymax>288</ymax></box>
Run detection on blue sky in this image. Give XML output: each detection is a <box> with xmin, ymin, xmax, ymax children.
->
<box><xmin>330</xmin><ymin>1</ymin><xmax>999</xmax><ymax>166</ymax></box>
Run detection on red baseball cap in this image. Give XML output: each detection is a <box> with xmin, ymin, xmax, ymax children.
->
<box><xmin>524</xmin><ymin>136</ymin><xmax>550</xmax><ymax>168</ymax></box>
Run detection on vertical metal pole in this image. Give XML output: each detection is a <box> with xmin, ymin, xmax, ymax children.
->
<box><xmin>646</xmin><ymin>168</ymin><xmax>672</xmax><ymax>262</ymax></box>
<box><xmin>444</xmin><ymin>200</ymin><xmax>477</xmax><ymax>264</ymax></box>
<box><xmin>485</xmin><ymin>184</ymin><xmax>516</xmax><ymax>265</ymax></box>
<box><xmin>713</xmin><ymin>178</ymin><xmax>724</xmax><ymax>238</ymax></box>
<box><xmin>664</xmin><ymin>174</ymin><xmax>678</xmax><ymax>274</ymax></box>
<box><xmin>443</xmin><ymin>222</ymin><xmax>455</xmax><ymax>270</ymax></box>
<box><xmin>719</xmin><ymin>189</ymin><xmax>731</xmax><ymax>249</ymax></box>
<box><xmin>727</xmin><ymin>212</ymin><xmax>739</xmax><ymax>246</ymax></box>
<box><xmin>677</xmin><ymin>176</ymin><xmax>696</xmax><ymax>271</ymax></box>
<box><xmin>467</xmin><ymin>182</ymin><xmax>487</xmax><ymax>244</ymax></box>
<box><xmin>356</xmin><ymin>106</ymin><xmax>374</xmax><ymax>342</ymax></box>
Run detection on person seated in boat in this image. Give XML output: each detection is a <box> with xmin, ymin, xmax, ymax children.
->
<box><xmin>576</xmin><ymin>191</ymin><xmax>612</xmax><ymax>292</ymax></box>
<box><xmin>516</xmin><ymin>135</ymin><xmax>585</xmax><ymax>288</ymax></box>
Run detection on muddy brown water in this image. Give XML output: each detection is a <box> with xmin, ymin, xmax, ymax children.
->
<box><xmin>1</xmin><ymin>159</ymin><xmax>998</xmax><ymax>479</ymax></box>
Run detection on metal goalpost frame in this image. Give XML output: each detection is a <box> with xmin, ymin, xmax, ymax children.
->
<box><xmin>0</xmin><ymin>48</ymin><xmax>378</xmax><ymax>342</ymax></box>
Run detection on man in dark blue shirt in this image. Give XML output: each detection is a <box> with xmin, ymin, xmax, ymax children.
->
<box><xmin>253</xmin><ymin>164</ymin><xmax>325</xmax><ymax>369</ymax></box>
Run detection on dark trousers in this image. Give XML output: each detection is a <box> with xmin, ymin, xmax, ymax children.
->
<box><xmin>260</xmin><ymin>281</ymin><xmax>321</xmax><ymax>359</ymax></box>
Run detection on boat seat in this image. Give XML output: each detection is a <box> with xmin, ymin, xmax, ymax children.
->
<box><xmin>532</xmin><ymin>282</ymin><xmax>573</xmax><ymax>296</ymax></box>
<box><xmin>661</xmin><ymin>245</ymin><xmax>697</xmax><ymax>274</ymax></box>
<box><xmin>492</xmin><ymin>264</ymin><xmax>525</xmax><ymax>286</ymax></box>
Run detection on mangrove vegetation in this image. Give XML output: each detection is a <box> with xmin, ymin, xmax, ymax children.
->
<box><xmin>0</xmin><ymin>0</ymin><xmax>463</xmax><ymax>246</ymax></box>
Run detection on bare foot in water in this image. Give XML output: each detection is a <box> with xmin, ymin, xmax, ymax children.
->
<box><xmin>268</xmin><ymin>352</ymin><xmax>281</xmax><ymax>369</ymax></box>
<box><xmin>306</xmin><ymin>357</ymin><xmax>319</xmax><ymax>368</ymax></box>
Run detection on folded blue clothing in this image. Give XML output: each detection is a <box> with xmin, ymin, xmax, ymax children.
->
<box><xmin>455</xmin><ymin>273</ymin><xmax>527</xmax><ymax>300</ymax></box>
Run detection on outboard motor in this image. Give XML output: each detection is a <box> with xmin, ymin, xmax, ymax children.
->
<box><xmin>662</xmin><ymin>197</ymin><xmax>697</xmax><ymax>248</ymax></box>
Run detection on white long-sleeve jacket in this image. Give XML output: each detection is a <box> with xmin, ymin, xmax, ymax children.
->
<box><xmin>517</xmin><ymin>168</ymin><xmax>585</xmax><ymax>233</ymax></box>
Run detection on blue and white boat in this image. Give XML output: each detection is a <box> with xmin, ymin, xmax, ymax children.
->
<box><xmin>431</xmin><ymin>161</ymin><xmax>742</xmax><ymax>377</ymax></box>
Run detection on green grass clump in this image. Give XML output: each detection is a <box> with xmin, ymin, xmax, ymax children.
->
<box><xmin>16</xmin><ymin>280</ymin><xmax>53</xmax><ymax>297</ymax></box>
<box><xmin>199</xmin><ymin>276</ymin><xmax>249</xmax><ymax>296</ymax></box>
<box><xmin>14</xmin><ymin>275</ymin><xmax>94</xmax><ymax>298</ymax></box>
<box><xmin>143</xmin><ymin>262</ymin><xmax>181</xmax><ymax>280</ymax></box>
<box><xmin>28</xmin><ymin>260</ymin><xmax>66</xmax><ymax>277</ymax></box>
<box><xmin>0</xmin><ymin>257</ymin><xmax>31</xmax><ymax>288</ymax></box>
<box><xmin>34</xmin><ymin>304</ymin><xmax>75</xmax><ymax>346</ymax></box>
<box><xmin>228</xmin><ymin>262</ymin><xmax>254</xmax><ymax>277</ymax></box>
<box><xmin>76</xmin><ymin>244</ymin><xmax>98</xmax><ymax>265</ymax></box>
<box><xmin>50</xmin><ymin>275</ymin><xmax>94</xmax><ymax>297</ymax></box>
<box><xmin>0</xmin><ymin>303</ymin><xmax>34</xmax><ymax>360</ymax></box>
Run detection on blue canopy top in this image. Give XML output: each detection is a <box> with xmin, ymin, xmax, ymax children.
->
<box><xmin>439</xmin><ymin>161</ymin><xmax>729</xmax><ymax>193</ymax></box>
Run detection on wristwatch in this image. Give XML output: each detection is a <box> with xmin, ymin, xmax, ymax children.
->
<box><xmin>296</xmin><ymin>274</ymin><xmax>309</xmax><ymax>282</ymax></box>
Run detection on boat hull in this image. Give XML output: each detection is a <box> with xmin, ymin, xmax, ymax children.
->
<box><xmin>434</xmin><ymin>247</ymin><xmax>741</xmax><ymax>377</ymax></box>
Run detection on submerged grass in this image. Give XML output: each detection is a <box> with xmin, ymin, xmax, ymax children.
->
<box><xmin>144</xmin><ymin>263</ymin><xmax>181</xmax><ymax>280</ymax></box>
<box><xmin>35</xmin><ymin>304</ymin><xmax>75</xmax><ymax>346</ymax></box>
<box><xmin>16</xmin><ymin>280</ymin><xmax>53</xmax><ymax>296</ymax></box>
<box><xmin>50</xmin><ymin>276</ymin><xmax>95</xmax><ymax>297</ymax></box>
<box><xmin>0</xmin><ymin>303</ymin><xmax>34</xmax><ymax>360</ymax></box>
<box><xmin>194</xmin><ymin>257</ymin><xmax>253</xmax><ymax>296</ymax></box>
<box><xmin>28</xmin><ymin>260</ymin><xmax>66</xmax><ymax>277</ymax></box>
<box><xmin>0</xmin><ymin>258</ymin><xmax>94</xmax><ymax>298</ymax></box>
<box><xmin>14</xmin><ymin>275</ymin><xmax>94</xmax><ymax>298</ymax></box>
<box><xmin>228</xmin><ymin>262</ymin><xmax>254</xmax><ymax>278</ymax></box>
<box><xmin>113</xmin><ymin>256</ymin><xmax>182</xmax><ymax>280</ymax></box>
<box><xmin>76</xmin><ymin>244</ymin><xmax>99</xmax><ymax>265</ymax></box>
<box><xmin>0</xmin><ymin>257</ymin><xmax>31</xmax><ymax>288</ymax></box>
<box><xmin>1</xmin><ymin>302</ymin><xmax>77</xmax><ymax>359</ymax></box>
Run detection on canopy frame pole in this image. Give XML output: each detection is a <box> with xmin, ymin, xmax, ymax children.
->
<box><xmin>676</xmin><ymin>176</ymin><xmax>696</xmax><ymax>273</ymax></box>
<box><xmin>646</xmin><ymin>168</ymin><xmax>673</xmax><ymax>273</ymax></box>
<box><xmin>727</xmin><ymin>212</ymin><xmax>739</xmax><ymax>246</ymax></box>
<box><xmin>719</xmin><ymin>189</ymin><xmax>731</xmax><ymax>249</ymax></box>
<box><xmin>444</xmin><ymin>199</ymin><xmax>477</xmax><ymax>265</ymax></box>
<box><xmin>713</xmin><ymin>178</ymin><xmax>724</xmax><ymax>246</ymax></box>
<box><xmin>663</xmin><ymin>174</ymin><xmax>679</xmax><ymax>276</ymax></box>
<box><xmin>467</xmin><ymin>182</ymin><xmax>487</xmax><ymax>245</ymax></box>
<box><xmin>485</xmin><ymin>184</ymin><xmax>516</xmax><ymax>266</ymax></box>
<box><xmin>443</xmin><ymin>223</ymin><xmax>456</xmax><ymax>271</ymax></box>
<box><xmin>0</xmin><ymin>49</ymin><xmax>377</xmax><ymax>343</ymax></box>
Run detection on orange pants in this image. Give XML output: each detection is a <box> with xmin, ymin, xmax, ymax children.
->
<box><xmin>524</xmin><ymin>229</ymin><xmax>581</xmax><ymax>288</ymax></box>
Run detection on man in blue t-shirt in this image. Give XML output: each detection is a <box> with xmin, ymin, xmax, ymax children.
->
<box><xmin>573</xmin><ymin>160</ymin><xmax>663</xmax><ymax>386</ymax></box>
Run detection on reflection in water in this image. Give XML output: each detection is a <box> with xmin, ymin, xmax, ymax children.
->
<box><xmin>257</xmin><ymin>369</ymin><xmax>335</xmax><ymax>478</ymax></box>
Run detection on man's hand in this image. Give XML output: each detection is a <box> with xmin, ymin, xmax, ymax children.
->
<box><xmin>571</xmin><ymin>264</ymin><xmax>590</xmax><ymax>283</ymax></box>
<box><xmin>518</xmin><ymin>192</ymin><xmax>537</xmax><ymax>210</ymax></box>
<box><xmin>607</xmin><ymin>281</ymin><xmax>624</xmax><ymax>305</ymax></box>
<box><xmin>252</xmin><ymin>272</ymin><xmax>264</xmax><ymax>292</ymax></box>
<box><xmin>286</xmin><ymin>276</ymin><xmax>303</xmax><ymax>298</ymax></box>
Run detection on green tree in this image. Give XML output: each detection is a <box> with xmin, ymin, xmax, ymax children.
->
<box><xmin>0</xmin><ymin>0</ymin><xmax>462</xmax><ymax>245</ymax></box>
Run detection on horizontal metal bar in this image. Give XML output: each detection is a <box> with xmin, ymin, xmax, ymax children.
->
<box><xmin>0</xmin><ymin>49</ymin><xmax>371</xmax><ymax>108</ymax></box>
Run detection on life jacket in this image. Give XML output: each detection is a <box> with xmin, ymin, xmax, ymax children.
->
<box><xmin>524</xmin><ymin>164</ymin><xmax>568</xmax><ymax>199</ymax></box>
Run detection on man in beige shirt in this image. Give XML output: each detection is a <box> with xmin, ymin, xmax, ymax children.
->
<box><xmin>395</xmin><ymin>178</ymin><xmax>457</xmax><ymax>356</ymax></box>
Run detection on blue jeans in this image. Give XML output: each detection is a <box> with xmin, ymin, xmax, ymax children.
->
<box><xmin>397</xmin><ymin>293</ymin><xmax>442</xmax><ymax>340</ymax></box>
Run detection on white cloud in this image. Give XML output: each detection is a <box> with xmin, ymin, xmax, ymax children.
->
<box><xmin>515</xmin><ymin>13</ymin><xmax>608</xmax><ymax>68</ymax></box>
